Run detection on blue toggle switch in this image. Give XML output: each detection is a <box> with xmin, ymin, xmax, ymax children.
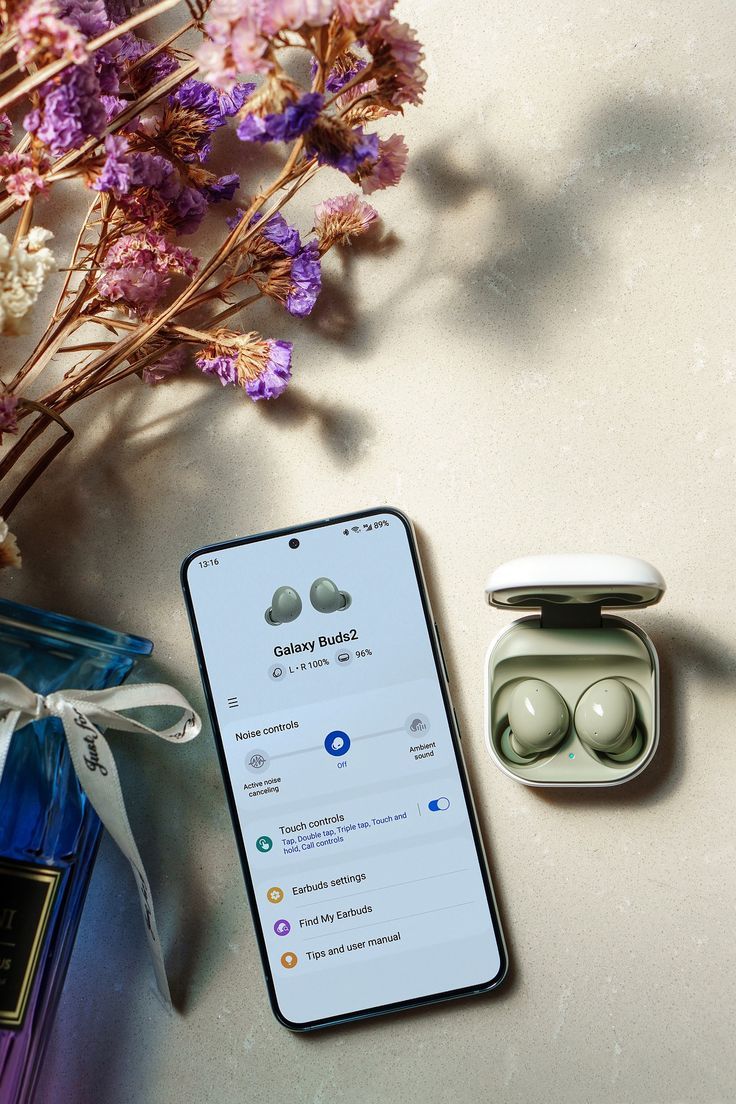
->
<box><xmin>428</xmin><ymin>797</ymin><xmax>450</xmax><ymax>812</ymax></box>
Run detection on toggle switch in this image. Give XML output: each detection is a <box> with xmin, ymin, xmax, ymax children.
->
<box><xmin>428</xmin><ymin>797</ymin><xmax>450</xmax><ymax>812</ymax></box>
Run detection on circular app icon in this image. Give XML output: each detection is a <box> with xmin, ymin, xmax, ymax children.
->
<box><xmin>266</xmin><ymin>886</ymin><xmax>284</xmax><ymax>904</ymax></box>
<box><xmin>269</xmin><ymin>663</ymin><xmax>287</xmax><ymax>681</ymax></box>
<box><xmin>255</xmin><ymin>835</ymin><xmax>273</xmax><ymax>853</ymax></box>
<box><xmin>405</xmin><ymin>713</ymin><xmax>431</xmax><ymax>737</ymax></box>
<box><xmin>324</xmin><ymin>730</ymin><xmax>351</xmax><ymax>756</ymax></box>
<box><xmin>246</xmin><ymin>748</ymin><xmax>270</xmax><ymax>773</ymax></box>
<box><xmin>274</xmin><ymin>918</ymin><xmax>291</xmax><ymax>936</ymax></box>
<box><xmin>280</xmin><ymin>951</ymin><xmax>298</xmax><ymax>969</ymax></box>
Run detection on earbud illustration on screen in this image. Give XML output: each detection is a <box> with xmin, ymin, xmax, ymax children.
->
<box><xmin>264</xmin><ymin>586</ymin><xmax>302</xmax><ymax>625</ymax></box>
<box><xmin>574</xmin><ymin>678</ymin><xmax>643</xmax><ymax>762</ymax></box>
<box><xmin>501</xmin><ymin>679</ymin><xmax>569</xmax><ymax>764</ymax></box>
<box><xmin>310</xmin><ymin>577</ymin><xmax>352</xmax><ymax>613</ymax></box>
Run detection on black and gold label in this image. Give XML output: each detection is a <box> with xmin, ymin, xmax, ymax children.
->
<box><xmin>0</xmin><ymin>859</ymin><xmax>61</xmax><ymax>1031</ymax></box>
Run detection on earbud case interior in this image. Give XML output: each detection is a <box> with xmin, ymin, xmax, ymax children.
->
<box><xmin>484</xmin><ymin>554</ymin><xmax>666</xmax><ymax>788</ymax></box>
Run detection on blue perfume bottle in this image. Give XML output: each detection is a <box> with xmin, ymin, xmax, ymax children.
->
<box><xmin>0</xmin><ymin>598</ymin><xmax>152</xmax><ymax>1104</ymax></box>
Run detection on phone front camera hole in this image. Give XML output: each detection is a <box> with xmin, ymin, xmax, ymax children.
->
<box><xmin>288</xmin><ymin>538</ymin><xmax>300</xmax><ymax>549</ymax></box>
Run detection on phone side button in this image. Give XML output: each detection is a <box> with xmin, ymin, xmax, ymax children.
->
<box><xmin>453</xmin><ymin>708</ymin><xmax>462</xmax><ymax>740</ymax></box>
<box><xmin>434</xmin><ymin>622</ymin><xmax>450</xmax><ymax>683</ymax></box>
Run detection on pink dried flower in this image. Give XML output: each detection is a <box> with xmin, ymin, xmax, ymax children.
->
<box><xmin>0</xmin><ymin>152</ymin><xmax>51</xmax><ymax>199</ymax></box>
<box><xmin>16</xmin><ymin>0</ymin><xmax>88</xmax><ymax>66</ymax></box>
<box><xmin>0</xmin><ymin>113</ymin><xmax>12</xmax><ymax>154</ymax></box>
<box><xmin>196</xmin><ymin>5</ymin><xmax>272</xmax><ymax>89</ymax></box>
<box><xmin>141</xmin><ymin>344</ymin><xmax>188</xmax><ymax>384</ymax></box>
<box><xmin>366</xmin><ymin>18</ymin><xmax>427</xmax><ymax>107</ymax></box>
<box><xmin>357</xmin><ymin>132</ymin><xmax>407</xmax><ymax>193</ymax></box>
<box><xmin>313</xmin><ymin>193</ymin><xmax>378</xmax><ymax>247</ymax></box>
<box><xmin>197</xmin><ymin>0</ymin><xmax>336</xmax><ymax>88</ymax></box>
<box><xmin>261</xmin><ymin>0</ymin><xmax>336</xmax><ymax>33</ymax></box>
<box><xmin>97</xmin><ymin>231</ymin><xmax>198</xmax><ymax>313</ymax></box>
<box><xmin>336</xmin><ymin>0</ymin><xmax>394</xmax><ymax>23</ymax></box>
<box><xmin>0</xmin><ymin>394</ymin><xmax>19</xmax><ymax>439</ymax></box>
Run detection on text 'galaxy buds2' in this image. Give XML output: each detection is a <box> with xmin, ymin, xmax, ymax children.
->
<box><xmin>310</xmin><ymin>577</ymin><xmax>352</xmax><ymax>613</ymax></box>
<box><xmin>265</xmin><ymin>586</ymin><xmax>302</xmax><ymax>626</ymax></box>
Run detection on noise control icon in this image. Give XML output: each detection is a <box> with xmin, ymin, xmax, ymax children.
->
<box><xmin>246</xmin><ymin>749</ymin><xmax>270</xmax><ymax>773</ymax></box>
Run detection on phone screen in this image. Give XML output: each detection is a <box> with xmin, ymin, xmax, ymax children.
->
<box><xmin>182</xmin><ymin>508</ymin><xmax>506</xmax><ymax>1028</ymax></box>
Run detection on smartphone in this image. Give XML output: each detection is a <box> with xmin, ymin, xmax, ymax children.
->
<box><xmin>181</xmin><ymin>507</ymin><xmax>507</xmax><ymax>1030</ymax></box>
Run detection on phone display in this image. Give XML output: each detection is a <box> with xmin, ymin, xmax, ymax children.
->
<box><xmin>181</xmin><ymin>508</ymin><xmax>507</xmax><ymax>1029</ymax></box>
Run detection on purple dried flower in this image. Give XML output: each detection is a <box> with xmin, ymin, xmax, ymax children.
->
<box><xmin>131</xmin><ymin>151</ymin><xmax>176</xmax><ymax>192</ymax></box>
<box><xmin>173</xmin><ymin>77</ymin><xmax>254</xmax><ymax>123</ymax></box>
<box><xmin>237</xmin><ymin>92</ymin><xmax>323</xmax><ymax>144</ymax></box>
<box><xmin>309</xmin><ymin>126</ymin><xmax>379</xmax><ymax>175</ymax></box>
<box><xmin>196</xmin><ymin>350</ymin><xmax>239</xmax><ymax>386</ymax></box>
<box><xmin>0</xmin><ymin>395</ymin><xmax>19</xmax><ymax>439</ymax></box>
<box><xmin>236</xmin><ymin>113</ymin><xmax>271</xmax><ymax>143</ymax></box>
<box><xmin>94</xmin><ymin>46</ymin><xmax>120</xmax><ymax>94</ymax></box>
<box><xmin>325</xmin><ymin>56</ymin><xmax>368</xmax><ymax>93</ymax></box>
<box><xmin>113</xmin><ymin>32</ymin><xmax>180</xmax><ymax>93</ymax></box>
<box><xmin>171</xmin><ymin>185</ymin><xmax>209</xmax><ymax>234</ymax></box>
<box><xmin>217</xmin><ymin>83</ymin><xmax>255</xmax><ymax>116</ymax></box>
<box><xmin>93</xmin><ymin>134</ymin><xmax>132</xmax><ymax>195</ymax></box>
<box><xmin>226</xmin><ymin>208</ymin><xmax>245</xmax><ymax>231</ymax></box>
<box><xmin>245</xmin><ymin>340</ymin><xmax>292</xmax><ymax>401</ymax></box>
<box><xmin>203</xmin><ymin>173</ymin><xmax>240</xmax><ymax>203</ymax></box>
<box><xmin>253</xmin><ymin>211</ymin><xmax>302</xmax><ymax>257</ymax></box>
<box><xmin>101</xmin><ymin>94</ymin><xmax>126</xmax><ymax>121</ymax></box>
<box><xmin>269</xmin><ymin>93</ymin><xmax>323</xmax><ymax>141</ymax></box>
<box><xmin>286</xmin><ymin>241</ymin><xmax>322</xmax><ymax>317</ymax></box>
<box><xmin>104</xmin><ymin>0</ymin><xmax>140</xmax><ymax>21</ymax></box>
<box><xmin>27</xmin><ymin>63</ymin><xmax>106</xmax><ymax>154</ymax></box>
<box><xmin>59</xmin><ymin>0</ymin><xmax>109</xmax><ymax>38</ymax></box>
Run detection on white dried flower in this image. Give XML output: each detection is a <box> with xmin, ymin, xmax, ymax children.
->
<box><xmin>0</xmin><ymin>517</ymin><xmax>21</xmax><ymax>569</ymax></box>
<box><xmin>0</xmin><ymin>227</ymin><xmax>56</xmax><ymax>336</ymax></box>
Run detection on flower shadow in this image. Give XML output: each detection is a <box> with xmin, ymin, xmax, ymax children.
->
<box><xmin>408</xmin><ymin>93</ymin><xmax>707</xmax><ymax>348</ymax></box>
<box><xmin>258</xmin><ymin>385</ymin><xmax>375</xmax><ymax>464</ymax></box>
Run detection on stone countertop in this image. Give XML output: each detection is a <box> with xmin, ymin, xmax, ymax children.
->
<box><xmin>5</xmin><ymin>2</ymin><xmax>736</xmax><ymax>1101</ymax></box>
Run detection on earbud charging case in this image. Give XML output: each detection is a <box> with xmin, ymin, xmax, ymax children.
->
<box><xmin>484</xmin><ymin>554</ymin><xmax>666</xmax><ymax>787</ymax></box>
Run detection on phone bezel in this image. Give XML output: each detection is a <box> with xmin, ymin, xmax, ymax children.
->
<box><xmin>181</xmin><ymin>506</ymin><xmax>508</xmax><ymax>1030</ymax></box>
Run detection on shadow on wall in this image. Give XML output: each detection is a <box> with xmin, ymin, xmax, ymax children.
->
<box><xmin>409</xmin><ymin>94</ymin><xmax>705</xmax><ymax>346</ymax></box>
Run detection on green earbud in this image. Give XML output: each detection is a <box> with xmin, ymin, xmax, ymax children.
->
<box><xmin>501</xmin><ymin>679</ymin><xmax>570</xmax><ymax>763</ymax></box>
<box><xmin>265</xmin><ymin>585</ymin><xmax>302</xmax><ymax>625</ymax></box>
<box><xmin>574</xmin><ymin>678</ymin><xmax>643</xmax><ymax>761</ymax></box>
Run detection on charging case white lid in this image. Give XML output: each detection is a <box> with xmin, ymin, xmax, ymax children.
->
<box><xmin>485</xmin><ymin>554</ymin><xmax>666</xmax><ymax>611</ymax></box>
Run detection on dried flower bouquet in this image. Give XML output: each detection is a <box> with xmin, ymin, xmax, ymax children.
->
<box><xmin>0</xmin><ymin>0</ymin><xmax>426</xmax><ymax>562</ymax></box>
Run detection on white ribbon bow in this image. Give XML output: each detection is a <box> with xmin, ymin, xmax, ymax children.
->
<box><xmin>0</xmin><ymin>673</ymin><xmax>201</xmax><ymax>1009</ymax></box>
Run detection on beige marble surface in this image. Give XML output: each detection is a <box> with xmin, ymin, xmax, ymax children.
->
<box><xmin>4</xmin><ymin>1</ymin><xmax>736</xmax><ymax>1101</ymax></box>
